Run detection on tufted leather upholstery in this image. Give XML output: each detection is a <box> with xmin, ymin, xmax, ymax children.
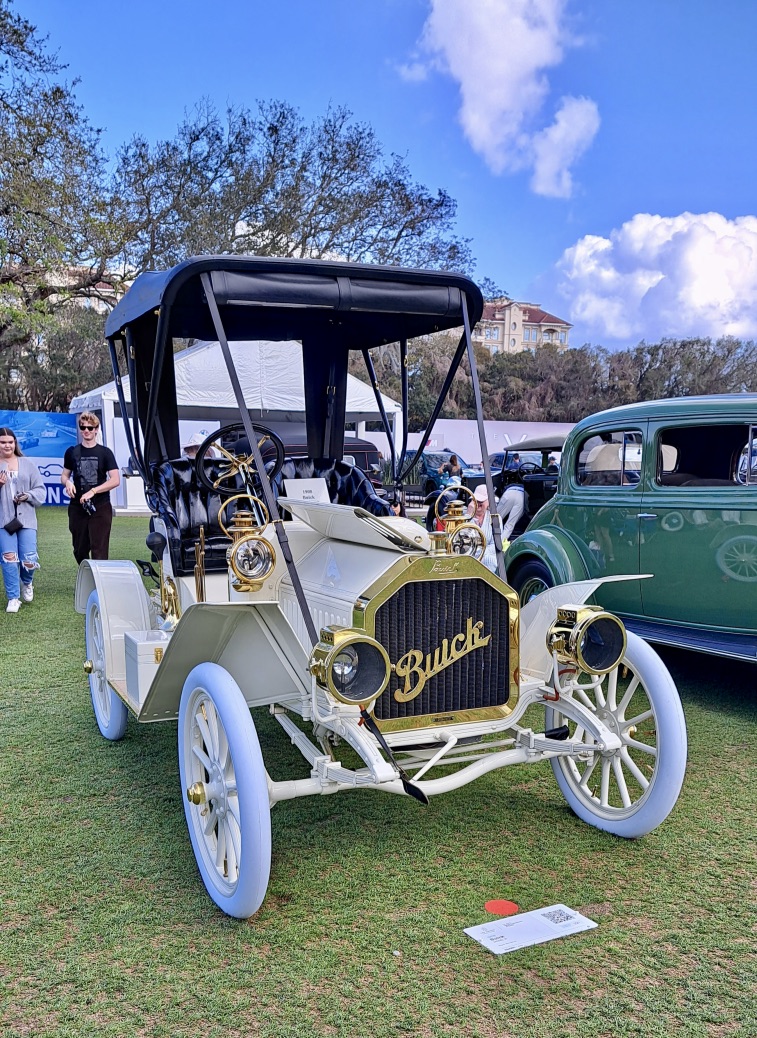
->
<box><xmin>149</xmin><ymin>455</ymin><xmax>393</xmax><ymax>576</ymax></box>
<box><xmin>272</xmin><ymin>457</ymin><xmax>394</xmax><ymax>516</ymax></box>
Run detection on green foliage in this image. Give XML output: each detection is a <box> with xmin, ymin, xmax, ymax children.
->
<box><xmin>1</xmin><ymin>508</ymin><xmax>756</xmax><ymax>1037</ymax></box>
<box><xmin>113</xmin><ymin>98</ymin><xmax>472</xmax><ymax>274</ymax></box>
<box><xmin>1</xmin><ymin>1</ymin><xmax>474</xmax><ymax>400</ymax></box>
<box><xmin>0</xmin><ymin>304</ymin><xmax>109</xmax><ymax>410</ymax></box>
<box><xmin>353</xmin><ymin>334</ymin><xmax>757</xmax><ymax>431</ymax></box>
<box><xmin>0</xmin><ymin>1</ymin><xmax>124</xmax><ymax>351</ymax></box>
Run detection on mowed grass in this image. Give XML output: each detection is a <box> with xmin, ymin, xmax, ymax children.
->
<box><xmin>1</xmin><ymin>508</ymin><xmax>755</xmax><ymax>1038</ymax></box>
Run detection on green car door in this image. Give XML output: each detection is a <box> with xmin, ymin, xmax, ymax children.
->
<box><xmin>551</xmin><ymin>423</ymin><xmax>646</xmax><ymax>617</ymax></box>
<box><xmin>639</xmin><ymin>421</ymin><xmax>757</xmax><ymax>630</ymax></box>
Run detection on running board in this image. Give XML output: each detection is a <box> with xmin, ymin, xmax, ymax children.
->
<box><xmin>621</xmin><ymin>617</ymin><xmax>757</xmax><ymax>663</ymax></box>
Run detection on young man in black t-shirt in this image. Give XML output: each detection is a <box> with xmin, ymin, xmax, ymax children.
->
<box><xmin>61</xmin><ymin>412</ymin><xmax>121</xmax><ymax>564</ymax></box>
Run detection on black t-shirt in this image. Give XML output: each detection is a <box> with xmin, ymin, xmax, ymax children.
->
<box><xmin>63</xmin><ymin>444</ymin><xmax>118</xmax><ymax>506</ymax></box>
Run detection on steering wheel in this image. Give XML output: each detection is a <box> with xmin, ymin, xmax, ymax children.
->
<box><xmin>195</xmin><ymin>422</ymin><xmax>285</xmax><ymax>499</ymax></box>
<box><xmin>518</xmin><ymin>461</ymin><xmax>544</xmax><ymax>477</ymax></box>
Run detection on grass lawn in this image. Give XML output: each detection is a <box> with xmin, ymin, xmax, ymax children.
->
<box><xmin>1</xmin><ymin>507</ymin><xmax>755</xmax><ymax>1038</ymax></box>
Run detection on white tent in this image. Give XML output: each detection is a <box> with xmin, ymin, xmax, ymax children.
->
<box><xmin>70</xmin><ymin>339</ymin><xmax>402</xmax><ymax>509</ymax></box>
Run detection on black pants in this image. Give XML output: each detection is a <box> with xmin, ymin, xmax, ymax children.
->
<box><xmin>68</xmin><ymin>502</ymin><xmax>113</xmax><ymax>564</ymax></box>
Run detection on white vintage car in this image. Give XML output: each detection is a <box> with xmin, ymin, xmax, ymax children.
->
<box><xmin>78</xmin><ymin>256</ymin><xmax>687</xmax><ymax>918</ymax></box>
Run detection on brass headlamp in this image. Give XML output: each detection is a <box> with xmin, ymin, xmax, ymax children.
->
<box><xmin>309</xmin><ymin>626</ymin><xmax>391</xmax><ymax>706</ymax></box>
<box><xmin>219</xmin><ymin>495</ymin><xmax>276</xmax><ymax>592</ymax></box>
<box><xmin>432</xmin><ymin>487</ymin><xmax>486</xmax><ymax>561</ymax></box>
<box><xmin>546</xmin><ymin>605</ymin><xmax>627</xmax><ymax>675</ymax></box>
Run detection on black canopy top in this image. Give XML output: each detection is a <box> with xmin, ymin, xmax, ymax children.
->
<box><xmin>105</xmin><ymin>255</ymin><xmax>483</xmax><ymax>347</ymax></box>
<box><xmin>105</xmin><ymin>255</ymin><xmax>483</xmax><ymax>471</ymax></box>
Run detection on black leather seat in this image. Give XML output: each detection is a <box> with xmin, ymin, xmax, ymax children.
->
<box><xmin>272</xmin><ymin>457</ymin><xmax>394</xmax><ymax>515</ymax></box>
<box><xmin>149</xmin><ymin>456</ymin><xmax>393</xmax><ymax>577</ymax></box>
<box><xmin>150</xmin><ymin>458</ymin><xmax>230</xmax><ymax>575</ymax></box>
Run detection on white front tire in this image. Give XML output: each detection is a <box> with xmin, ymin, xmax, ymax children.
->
<box><xmin>178</xmin><ymin>663</ymin><xmax>271</xmax><ymax>918</ymax></box>
<box><xmin>546</xmin><ymin>632</ymin><xmax>687</xmax><ymax>838</ymax></box>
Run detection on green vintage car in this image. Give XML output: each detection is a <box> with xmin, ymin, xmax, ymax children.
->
<box><xmin>505</xmin><ymin>395</ymin><xmax>757</xmax><ymax>662</ymax></box>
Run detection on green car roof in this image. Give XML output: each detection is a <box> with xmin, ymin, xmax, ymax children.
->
<box><xmin>573</xmin><ymin>393</ymin><xmax>757</xmax><ymax>431</ymax></box>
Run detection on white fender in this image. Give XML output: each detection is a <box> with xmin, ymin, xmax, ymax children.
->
<box><xmin>519</xmin><ymin>574</ymin><xmax>650</xmax><ymax>681</ymax></box>
<box><xmin>76</xmin><ymin>560</ymin><xmax>154</xmax><ymax>682</ymax></box>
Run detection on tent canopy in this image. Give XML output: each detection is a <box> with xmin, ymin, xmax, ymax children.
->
<box><xmin>70</xmin><ymin>338</ymin><xmax>401</xmax><ymax>424</ymax></box>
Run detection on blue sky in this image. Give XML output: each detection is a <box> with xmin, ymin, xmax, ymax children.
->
<box><xmin>29</xmin><ymin>0</ymin><xmax>757</xmax><ymax>348</ymax></box>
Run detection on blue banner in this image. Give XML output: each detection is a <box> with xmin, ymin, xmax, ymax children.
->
<box><xmin>0</xmin><ymin>410</ymin><xmax>78</xmax><ymax>505</ymax></box>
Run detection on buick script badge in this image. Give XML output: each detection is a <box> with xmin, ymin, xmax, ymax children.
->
<box><xmin>393</xmin><ymin>617</ymin><xmax>491</xmax><ymax>702</ymax></box>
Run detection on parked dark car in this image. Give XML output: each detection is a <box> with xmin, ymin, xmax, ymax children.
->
<box><xmin>419</xmin><ymin>449</ymin><xmax>484</xmax><ymax>497</ymax></box>
<box><xmin>506</xmin><ymin>396</ymin><xmax>757</xmax><ymax>662</ymax></box>
<box><xmin>225</xmin><ymin>422</ymin><xmax>382</xmax><ymax>484</ymax></box>
<box><xmin>488</xmin><ymin>435</ymin><xmax>566</xmax><ymax>535</ymax></box>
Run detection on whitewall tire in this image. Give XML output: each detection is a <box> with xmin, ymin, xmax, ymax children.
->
<box><xmin>546</xmin><ymin>632</ymin><xmax>687</xmax><ymax>838</ymax></box>
<box><xmin>85</xmin><ymin>589</ymin><xmax>128</xmax><ymax>741</ymax></box>
<box><xmin>178</xmin><ymin>663</ymin><xmax>271</xmax><ymax>918</ymax></box>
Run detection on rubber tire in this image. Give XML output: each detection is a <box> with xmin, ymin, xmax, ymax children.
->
<box><xmin>509</xmin><ymin>558</ymin><xmax>554</xmax><ymax>603</ymax></box>
<box><xmin>546</xmin><ymin>631</ymin><xmax>687</xmax><ymax>838</ymax></box>
<box><xmin>178</xmin><ymin>663</ymin><xmax>271</xmax><ymax>919</ymax></box>
<box><xmin>85</xmin><ymin>590</ymin><xmax>128</xmax><ymax>741</ymax></box>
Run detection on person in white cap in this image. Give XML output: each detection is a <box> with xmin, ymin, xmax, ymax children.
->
<box><xmin>468</xmin><ymin>484</ymin><xmax>499</xmax><ymax>573</ymax></box>
<box><xmin>182</xmin><ymin>432</ymin><xmax>217</xmax><ymax>460</ymax></box>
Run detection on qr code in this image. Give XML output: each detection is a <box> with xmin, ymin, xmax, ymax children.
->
<box><xmin>543</xmin><ymin>908</ymin><xmax>574</xmax><ymax>925</ymax></box>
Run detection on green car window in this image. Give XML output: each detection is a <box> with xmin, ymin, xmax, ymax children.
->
<box><xmin>655</xmin><ymin>424</ymin><xmax>755</xmax><ymax>487</ymax></box>
<box><xmin>576</xmin><ymin>430</ymin><xmax>643</xmax><ymax>487</ymax></box>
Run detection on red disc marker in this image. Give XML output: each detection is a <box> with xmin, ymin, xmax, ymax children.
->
<box><xmin>484</xmin><ymin>899</ymin><xmax>519</xmax><ymax>916</ymax></box>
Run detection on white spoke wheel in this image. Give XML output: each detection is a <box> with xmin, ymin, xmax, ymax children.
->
<box><xmin>85</xmin><ymin>590</ymin><xmax>128</xmax><ymax>741</ymax></box>
<box><xmin>178</xmin><ymin>663</ymin><xmax>271</xmax><ymax>918</ymax></box>
<box><xmin>546</xmin><ymin>632</ymin><xmax>687</xmax><ymax>838</ymax></box>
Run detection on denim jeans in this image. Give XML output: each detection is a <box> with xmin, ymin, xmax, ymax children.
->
<box><xmin>0</xmin><ymin>525</ymin><xmax>39</xmax><ymax>600</ymax></box>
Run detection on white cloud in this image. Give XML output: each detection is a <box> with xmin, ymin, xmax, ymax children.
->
<box><xmin>556</xmin><ymin>212</ymin><xmax>757</xmax><ymax>343</ymax></box>
<box><xmin>530</xmin><ymin>95</ymin><xmax>600</xmax><ymax>198</ymax></box>
<box><xmin>410</xmin><ymin>0</ymin><xmax>598</xmax><ymax>196</ymax></box>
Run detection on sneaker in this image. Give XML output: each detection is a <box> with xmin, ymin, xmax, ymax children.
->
<box><xmin>21</xmin><ymin>584</ymin><xmax>33</xmax><ymax>603</ymax></box>
<box><xmin>6</xmin><ymin>599</ymin><xmax>20</xmax><ymax>613</ymax></box>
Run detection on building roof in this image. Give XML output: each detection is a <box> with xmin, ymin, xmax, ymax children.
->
<box><xmin>519</xmin><ymin>305</ymin><xmax>572</xmax><ymax>328</ymax></box>
<box><xmin>479</xmin><ymin>299</ymin><xmax>571</xmax><ymax>328</ymax></box>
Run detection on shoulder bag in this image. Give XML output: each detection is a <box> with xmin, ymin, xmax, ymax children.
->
<box><xmin>4</xmin><ymin>502</ymin><xmax>23</xmax><ymax>535</ymax></box>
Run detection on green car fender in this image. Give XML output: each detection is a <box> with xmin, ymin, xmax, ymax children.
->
<box><xmin>505</xmin><ymin>528</ymin><xmax>589</xmax><ymax>586</ymax></box>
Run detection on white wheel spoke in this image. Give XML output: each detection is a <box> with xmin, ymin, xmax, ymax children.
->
<box><xmin>626</xmin><ymin>736</ymin><xmax>657</xmax><ymax>757</ymax></box>
<box><xmin>617</xmin><ymin>675</ymin><xmax>640</xmax><ymax>718</ymax></box>
<box><xmin>620</xmin><ymin>747</ymin><xmax>650</xmax><ymax>790</ymax></box>
<box><xmin>191</xmin><ymin>743</ymin><xmax>213</xmax><ymax>774</ymax></box>
<box><xmin>600</xmin><ymin>758</ymin><xmax>610</xmax><ymax>806</ymax></box>
<box><xmin>626</xmin><ymin>708</ymin><xmax>654</xmax><ymax>728</ymax></box>
<box><xmin>206</xmin><ymin>704</ymin><xmax>221</xmax><ymax>759</ymax></box>
<box><xmin>204</xmin><ymin>805</ymin><xmax>218</xmax><ymax>838</ymax></box>
<box><xmin>611</xmin><ymin>756</ymin><xmax>632</xmax><ymax>808</ymax></box>
<box><xmin>593</xmin><ymin>679</ymin><xmax>607</xmax><ymax>710</ymax></box>
<box><xmin>225</xmin><ymin>815</ymin><xmax>241</xmax><ymax>878</ymax></box>
<box><xmin>215</xmin><ymin>816</ymin><xmax>227</xmax><ymax>870</ymax></box>
<box><xmin>606</xmin><ymin>667</ymin><xmax>618</xmax><ymax>711</ymax></box>
<box><xmin>218</xmin><ymin>724</ymin><xmax>230</xmax><ymax>772</ymax></box>
<box><xmin>578</xmin><ymin>754</ymin><xmax>599</xmax><ymax>789</ymax></box>
<box><xmin>226</xmin><ymin>793</ymin><xmax>241</xmax><ymax>827</ymax></box>
<box><xmin>574</xmin><ymin>687</ymin><xmax>596</xmax><ymax>710</ymax></box>
<box><xmin>196</xmin><ymin>708</ymin><xmax>216</xmax><ymax>762</ymax></box>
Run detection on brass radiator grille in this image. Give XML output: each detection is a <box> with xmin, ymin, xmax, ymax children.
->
<box><xmin>372</xmin><ymin>578</ymin><xmax>510</xmax><ymax>722</ymax></box>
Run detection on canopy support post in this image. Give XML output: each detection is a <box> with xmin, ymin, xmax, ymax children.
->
<box><xmin>200</xmin><ymin>273</ymin><xmax>320</xmax><ymax>648</ymax></box>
